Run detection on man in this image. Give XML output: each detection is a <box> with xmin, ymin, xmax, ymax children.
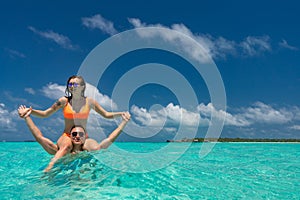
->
<box><xmin>18</xmin><ymin>105</ymin><xmax>130</xmax><ymax>171</ymax></box>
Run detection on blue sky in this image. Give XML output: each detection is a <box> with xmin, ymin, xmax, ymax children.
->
<box><xmin>1</xmin><ymin>0</ymin><xmax>300</xmax><ymax>142</ymax></box>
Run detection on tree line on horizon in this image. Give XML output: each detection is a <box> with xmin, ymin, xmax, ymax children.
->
<box><xmin>166</xmin><ymin>138</ymin><xmax>300</xmax><ymax>142</ymax></box>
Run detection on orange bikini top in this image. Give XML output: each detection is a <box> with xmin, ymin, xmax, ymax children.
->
<box><xmin>63</xmin><ymin>98</ymin><xmax>90</xmax><ymax>119</ymax></box>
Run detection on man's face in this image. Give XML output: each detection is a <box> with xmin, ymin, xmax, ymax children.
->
<box><xmin>70</xmin><ymin>127</ymin><xmax>86</xmax><ymax>145</ymax></box>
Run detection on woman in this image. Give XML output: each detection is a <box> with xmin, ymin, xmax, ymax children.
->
<box><xmin>20</xmin><ymin>75</ymin><xmax>129</xmax><ymax>171</ymax></box>
<box><xmin>18</xmin><ymin>105</ymin><xmax>130</xmax><ymax>170</ymax></box>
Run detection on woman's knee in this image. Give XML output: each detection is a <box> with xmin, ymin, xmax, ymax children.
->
<box><xmin>57</xmin><ymin>136</ymin><xmax>73</xmax><ymax>152</ymax></box>
<box><xmin>60</xmin><ymin>146</ymin><xmax>72</xmax><ymax>154</ymax></box>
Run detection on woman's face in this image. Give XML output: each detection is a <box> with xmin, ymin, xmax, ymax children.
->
<box><xmin>68</xmin><ymin>78</ymin><xmax>84</xmax><ymax>95</ymax></box>
<box><xmin>70</xmin><ymin>126</ymin><xmax>86</xmax><ymax>145</ymax></box>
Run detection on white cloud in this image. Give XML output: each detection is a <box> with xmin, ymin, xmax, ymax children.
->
<box><xmin>130</xmin><ymin>105</ymin><xmax>168</xmax><ymax>127</ymax></box>
<box><xmin>22</xmin><ymin>82</ymin><xmax>300</xmax><ymax>133</ymax></box>
<box><xmin>170</xmin><ymin>24</ymin><xmax>237</xmax><ymax>59</ymax></box>
<box><xmin>198</xmin><ymin>102</ymin><xmax>294</xmax><ymax>127</ymax></box>
<box><xmin>290</xmin><ymin>106</ymin><xmax>300</xmax><ymax>121</ymax></box>
<box><xmin>82</xmin><ymin>14</ymin><xmax>117</xmax><ymax>35</ymax></box>
<box><xmin>241</xmin><ymin>102</ymin><xmax>292</xmax><ymax>124</ymax></box>
<box><xmin>128</xmin><ymin>18</ymin><xmax>272</xmax><ymax>60</ymax></box>
<box><xmin>128</xmin><ymin>103</ymin><xmax>202</xmax><ymax>139</ymax></box>
<box><xmin>6</xmin><ymin>49</ymin><xmax>26</xmax><ymax>59</ymax></box>
<box><xmin>85</xmin><ymin>83</ymin><xmax>118</xmax><ymax>110</ymax></box>
<box><xmin>289</xmin><ymin>125</ymin><xmax>300</xmax><ymax>130</ymax></box>
<box><xmin>279</xmin><ymin>39</ymin><xmax>298</xmax><ymax>51</ymax></box>
<box><xmin>130</xmin><ymin>105</ymin><xmax>152</xmax><ymax>126</ymax></box>
<box><xmin>25</xmin><ymin>88</ymin><xmax>35</xmax><ymax>95</ymax></box>
<box><xmin>128</xmin><ymin>18</ymin><xmax>213</xmax><ymax>63</ymax></box>
<box><xmin>125</xmin><ymin>101</ymin><xmax>294</xmax><ymax>131</ymax></box>
<box><xmin>4</xmin><ymin>91</ymin><xmax>29</xmax><ymax>105</ymax></box>
<box><xmin>41</xmin><ymin>83</ymin><xmax>65</xmax><ymax>100</ymax></box>
<box><xmin>28</xmin><ymin>26</ymin><xmax>78</xmax><ymax>50</ymax></box>
<box><xmin>197</xmin><ymin>103</ymin><xmax>250</xmax><ymax>126</ymax></box>
<box><xmin>0</xmin><ymin>103</ymin><xmax>17</xmax><ymax>131</ymax></box>
<box><xmin>240</xmin><ymin>36</ymin><xmax>271</xmax><ymax>56</ymax></box>
<box><xmin>131</xmin><ymin>103</ymin><xmax>206</xmax><ymax>127</ymax></box>
<box><xmin>166</xmin><ymin>103</ymin><xmax>201</xmax><ymax>126</ymax></box>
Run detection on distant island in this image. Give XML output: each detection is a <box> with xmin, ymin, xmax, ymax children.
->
<box><xmin>166</xmin><ymin>138</ymin><xmax>300</xmax><ymax>143</ymax></box>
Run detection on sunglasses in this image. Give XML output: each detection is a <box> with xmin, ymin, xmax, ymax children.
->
<box><xmin>71</xmin><ymin>131</ymin><xmax>85</xmax><ymax>137</ymax></box>
<box><xmin>68</xmin><ymin>82</ymin><xmax>82</xmax><ymax>88</ymax></box>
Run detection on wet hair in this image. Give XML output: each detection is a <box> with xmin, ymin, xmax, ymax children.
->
<box><xmin>70</xmin><ymin>125</ymin><xmax>86</xmax><ymax>134</ymax></box>
<box><xmin>65</xmin><ymin>75</ymin><xmax>86</xmax><ymax>98</ymax></box>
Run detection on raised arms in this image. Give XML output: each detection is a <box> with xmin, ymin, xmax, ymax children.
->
<box><xmin>98</xmin><ymin>112</ymin><xmax>131</xmax><ymax>149</ymax></box>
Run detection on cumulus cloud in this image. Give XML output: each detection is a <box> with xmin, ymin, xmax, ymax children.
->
<box><xmin>241</xmin><ymin>102</ymin><xmax>293</xmax><ymax>124</ymax></box>
<box><xmin>0</xmin><ymin>103</ymin><xmax>17</xmax><ymax>131</ymax></box>
<box><xmin>28</xmin><ymin>26</ymin><xmax>78</xmax><ymax>50</ymax></box>
<box><xmin>131</xmin><ymin>103</ymin><xmax>207</xmax><ymax>128</ymax></box>
<box><xmin>130</xmin><ymin>101</ymin><xmax>296</xmax><ymax>134</ymax></box>
<box><xmin>41</xmin><ymin>83</ymin><xmax>65</xmax><ymax>100</ymax></box>
<box><xmin>130</xmin><ymin>105</ymin><xmax>168</xmax><ymax>127</ymax></box>
<box><xmin>82</xmin><ymin>14</ymin><xmax>117</xmax><ymax>35</ymax></box>
<box><xmin>197</xmin><ymin>103</ymin><xmax>250</xmax><ymax>126</ymax></box>
<box><xmin>127</xmin><ymin>103</ymin><xmax>202</xmax><ymax>138</ymax></box>
<box><xmin>207</xmin><ymin>101</ymin><xmax>293</xmax><ymax>127</ymax></box>
<box><xmin>166</xmin><ymin>103</ymin><xmax>201</xmax><ymax>126</ymax></box>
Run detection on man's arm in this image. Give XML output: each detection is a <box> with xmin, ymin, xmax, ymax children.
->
<box><xmin>18</xmin><ymin>105</ymin><xmax>58</xmax><ymax>155</ymax></box>
<box><xmin>98</xmin><ymin>112</ymin><xmax>131</xmax><ymax>149</ymax></box>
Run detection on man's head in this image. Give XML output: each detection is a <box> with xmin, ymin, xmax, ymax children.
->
<box><xmin>70</xmin><ymin>125</ymin><xmax>87</xmax><ymax>145</ymax></box>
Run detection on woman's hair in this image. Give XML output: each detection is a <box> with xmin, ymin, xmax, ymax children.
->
<box><xmin>65</xmin><ymin>75</ymin><xmax>86</xmax><ymax>98</ymax></box>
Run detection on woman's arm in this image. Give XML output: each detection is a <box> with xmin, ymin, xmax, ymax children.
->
<box><xmin>31</xmin><ymin>97</ymin><xmax>66</xmax><ymax>118</ymax></box>
<box><xmin>89</xmin><ymin>98</ymin><xmax>125</xmax><ymax>119</ymax></box>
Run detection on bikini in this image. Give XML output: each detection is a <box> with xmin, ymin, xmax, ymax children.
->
<box><xmin>63</xmin><ymin>98</ymin><xmax>90</xmax><ymax>137</ymax></box>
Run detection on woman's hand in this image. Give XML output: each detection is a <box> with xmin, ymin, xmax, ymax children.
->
<box><xmin>121</xmin><ymin>112</ymin><xmax>131</xmax><ymax>122</ymax></box>
<box><xmin>18</xmin><ymin>105</ymin><xmax>32</xmax><ymax>118</ymax></box>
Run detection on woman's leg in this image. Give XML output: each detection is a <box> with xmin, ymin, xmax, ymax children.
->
<box><xmin>44</xmin><ymin>135</ymin><xmax>73</xmax><ymax>172</ymax></box>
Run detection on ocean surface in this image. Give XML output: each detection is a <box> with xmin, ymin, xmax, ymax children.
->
<box><xmin>0</xmin><ymin>142</ymin><xmax>299</xmax><ymax>199</ymax></box>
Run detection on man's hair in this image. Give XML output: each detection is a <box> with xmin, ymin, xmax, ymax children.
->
<box><xmin>70</xmin><ymin>125</ymin><xmax>86</xmax><ymax>133</ymax></box>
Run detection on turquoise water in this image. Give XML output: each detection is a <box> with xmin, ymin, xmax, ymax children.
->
<box><xmin>0</xmin><ymin>142</ymin><xmax>299</xmax><ymax>199</ymax></box>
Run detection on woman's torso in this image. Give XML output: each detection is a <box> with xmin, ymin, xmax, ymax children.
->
<box><xmin>63</xmin><ymin>97</ymin><xmax>90</xmax><ymax>133</ymax></box>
